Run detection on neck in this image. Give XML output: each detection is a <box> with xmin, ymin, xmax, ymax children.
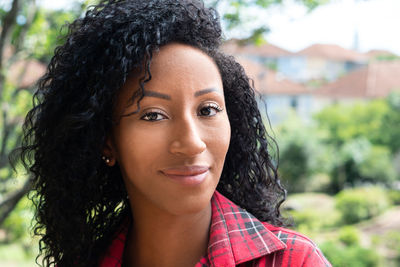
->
<box><xmin>123</xmin><ymin>200</ymin><xmax>212</xmax><ymax>267</ymax></box>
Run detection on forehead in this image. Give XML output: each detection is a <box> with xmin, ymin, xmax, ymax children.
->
<box><xmin>148</xmin><ymin>43</ymin><xmax>221</xmax><ymax>86</ymax></box>
<box><xmin>121</xmin><ymin>43</ymin><xmax>223</xmax><ymax>96</ymax></box>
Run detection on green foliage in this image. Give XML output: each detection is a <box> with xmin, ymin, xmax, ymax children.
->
<box><xmin>385</xmin><ymin>231</ymin><xmax>400</xmax><ymax>265</ymax></box>
<box><xmin>335</xmin><ymin>186</ymin><xmax>389</xmax><ymax>224</ymax></box>
<box><xmin>0</xmin><ymin>3</ymin><xmax>83</xmax><ymax>262</ymax></box>
<box><xmin>290</xmin><ymin>209</ymin><xmax>320</xmax><ymax>230</ymax></box>
<box><xmin>239</xmin><ymin>26</ymin><xmax>269</xmax><ymax>46</ymax></box>
<box><xmin>328</xmin><ymin>139</ymin><xmax>397</xmax><ymax>191</ymax></box>
<box><xmin>374</xmin><ymin>54</ymin><xmax>400</xmax><ymax>61</ymax></box>
<box><xmin>338</xmin><ymin>226</ymin><xmax>360</xmax><ymax>246</ymax></box>
<box><xmin>381</xmin><ymin>92</ymin><xmax>400</xmax><ymax>153</ymax></box>
<box><xmin>314</xmin><ymin>100</ymin><xmax>389</xmax><ymax>147</ymax></box>
<box><xmin>276</xmin><ymin>114</ymin><xmax>333</xmax><ymax>192</ymax></box>
<box><xmin>2</xmin><ymin>196</ymin><xmax>34</xmax><ymax>243</ymax></box>
<box><xmin>279</xmin><ymin>141</ymin><xmax>308</xmax><ymax>192</ymax></box>
<box><xmin>312</xmin><ymin>97</ymin><xmax>400</xmax><ymax>192</ymax></box>
<box><xmin>285</xmin><ymin>193</ymin><xmax>338</xmax><ymax>230</ymax></box>
<box><xmin>23</xmin><ymin>8</ymin><xmax>76</xmax><ymax>62</ymax></box>
<box><xmin>206</xmin><ymin>0</ymin><xmax>330</xmax><ymax>43</ymax></box>
<box><xmin>358</xmin><ymin>145</ymin><xmax>397</xmax><ymax>184</ymax></box>
<box><xmin>305</xmin><ymin>78</ymin><xmax>328</xmax><ymax>89</ymax></box>
<box><xmin>300</xmin><ymin>0</ymin><xmax>330</xmax><ymax>10</ymax></box>
<box><xmin>320</xmin><ymin>241</ymin><xmax>381</xmax><ymax>267</ymax></box>
<box><xmin>314</xmin><ymin>94</ymin><xmax>400</xmax><ymax>155</ymax></box>
<box><xmin>0</xmin><ymin>242</ymin><xmax>38</xmax><ymax>264</ymax></box>
<box><xmin>265</xmin><ymin>61</ymin><xmax>277</xmax><ymax>71</ymax></box>
<box><xmin>277</xmin><ymin>96</ymin><xmax>399</xmax><ymax>264</ymax></box>
<box><xmin>255</xmin><ymin>0</ymin><xmax>283</xmax><ymax>8</ymax></box>
<box><xmin>388</xmin><ymin>190</ymin><xmax>400</xmax><ymax>205</ymax></box>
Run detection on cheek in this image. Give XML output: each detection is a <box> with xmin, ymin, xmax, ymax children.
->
<box><xmin>206</xmin><ymin>116</ymin><xmax>231</xmax><ymax>164</ymax></box>
<box><xmin>114</xmin><ymin>123</ymin><xmax>168</xmax><ymax>169</ymax></box>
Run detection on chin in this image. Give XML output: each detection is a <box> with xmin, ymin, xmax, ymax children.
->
<box><xmin>164</xmin><ymin>187</ymin><xmax>216</xmax><ymax>216</ymax></box>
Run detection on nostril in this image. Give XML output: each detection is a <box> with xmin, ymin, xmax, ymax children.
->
<box><xmin>168</xmin><ymin>118</ymin><xmax>207</xmax><ymax>156</ymax></box>
<box><xmin>169</xmin><ymin>136</ymin><xmax>206</xmax><ymax>156</ymax></box>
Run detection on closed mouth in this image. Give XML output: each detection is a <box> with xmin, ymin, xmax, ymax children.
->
<box><xmin>160</xmin><ymin>165</ymin><xmax>210</xmax><ymax>185</ymax></box>
<box><xmin>161</xmin><ymin>165</ymin><xmax>209</xmax><ymax>176</ymax></box>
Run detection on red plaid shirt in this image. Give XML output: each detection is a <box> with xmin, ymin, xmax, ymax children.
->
<box><xmin>99</xmin><ymin>191</ymin><xmax>331</xmax><ymax>267</ymax></box>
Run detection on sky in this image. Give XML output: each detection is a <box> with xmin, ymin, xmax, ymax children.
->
<box><xmin>38</xmin><ymin>0</ymin><xmax>400</xmax><ymax>55</ymax></box>
<box><xmin>264</xmin><ymin>0</ymin><xmax>400</xmax><ymax>54</ymax></box>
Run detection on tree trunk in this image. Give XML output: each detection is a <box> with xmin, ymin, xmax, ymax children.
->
<box><xmin>0</xmin><ymin>178</ymin><xmax>32</xmax><ymax>226</ymax></box>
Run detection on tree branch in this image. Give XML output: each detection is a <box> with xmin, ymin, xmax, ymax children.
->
<box><xmin>14</xmin><ymin>0</ymin><xmax>37</xmax><ymax>53</ymax></box>
<box><xmin>0</xmin><ymin>0</ymin><xmax>21</xmax><ymax>96</ymax></box>
<box><xmin>0</xmin><ymin>0</ymin><xmax>21</xmax><ymax>66</ymax></box>
<box><xmin>0</xmin><ymin>177</ymin><xmax>32</xmax><ymax>226</ymax></box>
<box><xmin>0</xmin><ymin>109</ymin><xmax>10</xmax><ymax>157</ymax></box>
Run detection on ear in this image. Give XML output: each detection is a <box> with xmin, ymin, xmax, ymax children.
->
<box><xmin>102</xmin><ymin>136</ymin><xmax>117</xmax><ymax>167</ymax></box>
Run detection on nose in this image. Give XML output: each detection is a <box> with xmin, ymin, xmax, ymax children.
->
<box><xmin>169</xmin><ymin>115</ymin><xmax>206</xmax><ymax>157</ymax></box>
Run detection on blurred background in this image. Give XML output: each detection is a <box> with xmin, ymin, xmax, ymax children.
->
<box><xmin>0</xmin><ymin>0</ymin><xmax>399</xmax><ymax>266</ymax></box>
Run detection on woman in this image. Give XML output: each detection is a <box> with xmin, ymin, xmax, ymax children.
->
<box><xmin>17</xmin><ymin>0</ymin><xmax>331</xmax><ymax>266</ymax></box>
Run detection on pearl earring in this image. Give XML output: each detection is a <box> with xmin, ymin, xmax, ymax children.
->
<box><xmin>102</xmin><ymin>155</ymin><xmax>111</xmax><ymax>164</ymax></box>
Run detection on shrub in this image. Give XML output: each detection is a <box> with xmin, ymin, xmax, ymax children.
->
<box><xmin>320</xmin><ymin>241</ymin><xmax>381</xmax><ymax>267</ymax></box>
<box><xmin>358</xmin><ymin>145</ymin><xmax>397</xmax><ymax>184</ymax></box>
<box><xmin>388</xmin><ymin>190</ymin><xmax>400</xmax><ymax>205</ymax></box>
<box><xmin>385</xmin><ymin>231</ymin><xmax>400</xmax><ymax>265</ymax></box>
<box><xmin>290</xmin><ymin>210</ymin><xmax>321</xmax><ymax>231</ymax></box>
<box><xmin>335</xmin><ymin>186</ymin><xmax>389</xmax><ymax>224</ymax></box>
<box><xmin>338</xmin><ymin>226</ymin><xmax>360</xmax><ymax>246</ymax></box>
<box><xmin>285</xmin><ymin>193</ymin><xmax>338</xmax><ymax>231</ymax></box>
<box><xmin>2</xmin><ymin>196</ymin><xmax>34</xmax><ymax>243</ymax></box>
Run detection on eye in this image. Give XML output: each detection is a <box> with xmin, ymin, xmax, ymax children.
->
<box><xmin>198</xmin><ymin>103</ymin><xmax>223</xmax><ymax>117</ymax></box>
<box><xmin>140</xmin><ymin>111</ymin><xmax>168</xmax><ymax>121</ymax></box>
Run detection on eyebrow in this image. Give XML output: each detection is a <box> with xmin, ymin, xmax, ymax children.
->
<box><xmin>143</xmin><ymin>88</ymin><xmax>220</xmax><ymax>100</ymax></box>
<box><xmin>194</xmin><ymin>88</ymin><xmax>219</xmax><ymax>97</ymax></box>
<box><xmin>143</xmin><ymin>90</ymin><xmax>171</xmax><ymax>100</ymax></box>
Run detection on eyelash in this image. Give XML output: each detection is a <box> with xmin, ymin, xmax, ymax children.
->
<box><xmin>140</xmin><ymin>103</ymin><xmax>223</xmax><ymax>121</ymax></box>
<box><xmin>140</xmin><ymin>110</ymin><xmax>168</xmax><ymax>121</ymax></box>
<box><xmin>198</xmin><ymin>103</ymin><xmax>223</xmax><ymax>117</ymax></box>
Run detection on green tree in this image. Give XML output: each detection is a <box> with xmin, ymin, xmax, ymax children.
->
<box><xmin>381</xmin><ymin>92</ymin><xmax>400</xmax><ymax>154</ymax></box>
<box><xmin>314</xmin><ymin>100</ymin><xmax>389</xmax><ymax>147</ymax></box>
<box><xmin>0</xmin><ymin>0</ymin><xmax>84</xmax><ymax>230</ymax></box>
<box><xmin>314</xmin><ymin>97</ymin><xmax>399</xmax><ymax>192</ymax></box>
<box><xmin>206</xmin><ymin>0</ymin><xmax>331</xmax><ymax>44</ymax></box>
<box><xmin>276</xmin><ymin>113</ymin><xmax>333</xmax><ymax>192</ymax></box>
<box><xmin>0</xmin><ymin>0</ymin><xmax>36</xmax><ymax>227</ymax></box>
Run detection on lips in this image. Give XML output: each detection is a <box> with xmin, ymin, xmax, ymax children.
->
<box><xmin>161</xmin><ymin>165</ymin><xmax>209</xmax><ymax>185</ymax></box>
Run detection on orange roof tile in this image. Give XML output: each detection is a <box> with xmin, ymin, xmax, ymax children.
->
<box><xmin>236</xmin><ymin>57</ymin><xmax>308</xmax><ymax>95</ymax></box>
<box><xmin>297</xmin><ymin>44</ymin><xmax>366</xmax><ymax>62</ymax></box>
<box><xmin>315</xmin><ymin>61</ymin><xmax>400</xmax><ymax>99</ymax></box>
<box><xmin>222</xmin><ymin>39</ymin><xmax>292</xmax><ymax>57</ymax></box>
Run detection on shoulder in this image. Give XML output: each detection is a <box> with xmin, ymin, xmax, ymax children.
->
<box><xmin>258</xmin><ymin>223</ymin><xmax>332</xmax><ymax>267</ymax></box>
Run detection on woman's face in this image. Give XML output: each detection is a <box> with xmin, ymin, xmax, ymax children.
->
<box><xmin>106</xmin><ymin>43</ymin><xmax>231</xmax><ymax>216</ymax></box>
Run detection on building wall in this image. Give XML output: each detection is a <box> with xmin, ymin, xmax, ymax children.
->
<box><xmin>258</xmin><ymin>94</ymin><xmax>313</xmax><ymax>125</ymax></box>
<box><xmin>277</xmin><ymin>56</ymin><xmax>365</xmax><ymax>82</ymax></box>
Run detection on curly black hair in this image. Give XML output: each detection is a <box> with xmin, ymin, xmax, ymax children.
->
<box><xmin>16</xmin><ymin>0</ymin><xmax>287</xmax><ymax>266</ymax></box>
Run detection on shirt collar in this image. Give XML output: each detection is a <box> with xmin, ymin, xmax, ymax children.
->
<box><xmin>99</xmin><ymin>191</ymin><xmax>286</xmax><ymax>267</ymax></box>
<box><xmin>207</xmin><ymin>191</ymin><xmax>286</xmax><ymax>266</ymax></box>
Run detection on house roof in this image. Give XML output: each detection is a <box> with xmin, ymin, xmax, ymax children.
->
<box><xmin>315</xmin><ymin>61</ymin><xmax>400</xmax><ymax>99</ymax></box>
<box><xmin>365</xmin><ymin>49</ymin><xmax>399</xmax><ymax>61</ymax></box>
<box><xmin>297</xmin><ymin>44</ymin><xmax>366</xmax><ymax>62</ymax></box>
<box><xmin>8</xmin><ymin>59</ymin><xmax>47</xmax><ymax>88</ymax></box>
<box><xmin>222</xmin><ymin>39</ymin><xmax>293</xmax><ymax>58</ymax></box>
<box><xmin>236</xmin><ymin>57</ymin><xmax>308</xmax><ymax>96</ymax></box>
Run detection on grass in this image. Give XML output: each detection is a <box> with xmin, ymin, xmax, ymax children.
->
<box><xmin>0</xmin><ymin>240</ymin><xmax>38</xmax><ymax>266</ymax></box>
<box><xmin>284</xmin><ymin>192</ymin><xmax>400</xmax><ymax>266</ymax></box>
